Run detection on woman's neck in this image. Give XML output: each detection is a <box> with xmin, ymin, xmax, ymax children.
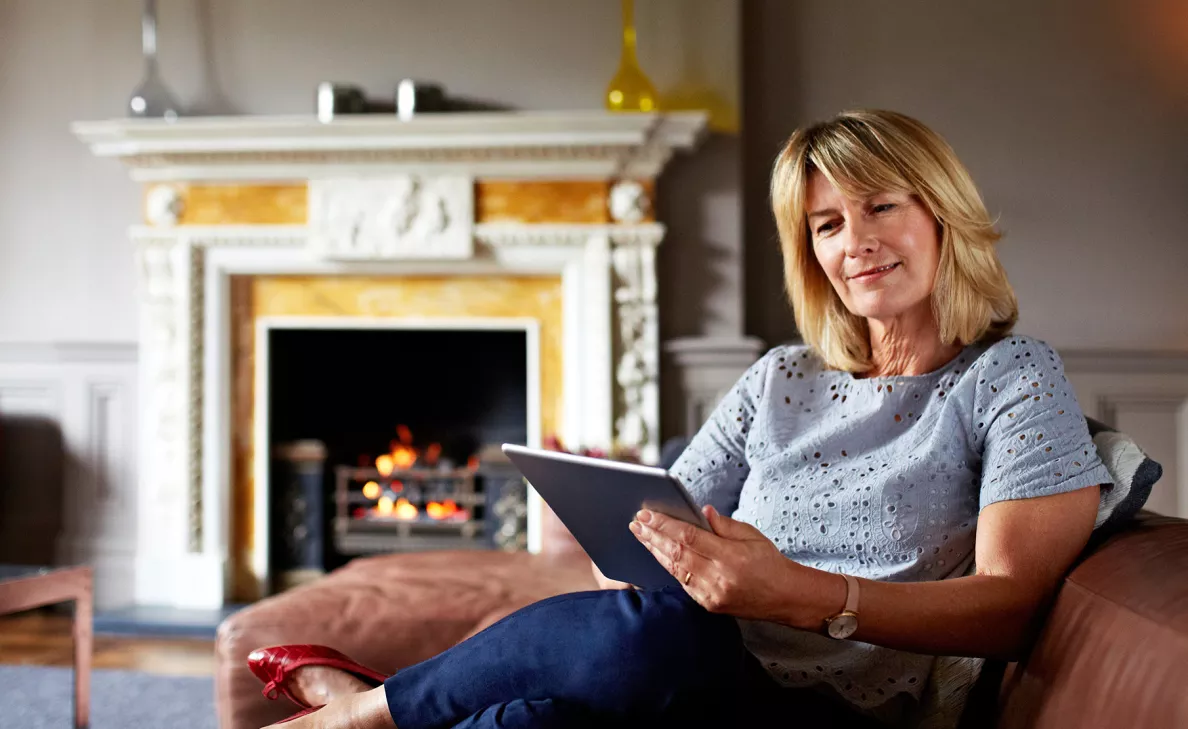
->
<box><xmin>864</xmin><ymin>316</ymin><xmax>963</xmax><ymax>378</ymax></box>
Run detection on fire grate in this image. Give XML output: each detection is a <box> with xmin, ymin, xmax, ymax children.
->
<box><xmin>333</xmin><ymin>460</ymin><xmax>527</xmax><ymax>555</ymax></box>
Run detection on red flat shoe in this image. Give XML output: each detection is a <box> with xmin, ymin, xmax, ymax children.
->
<box><xmin>271</xmin><ymin>705</ymin><xmax>322</xmax><ymax>725</ymax></box>
<box><xmin>248</xmin><ymin>644</ymin><xmax>388</xmax><ymax>709</ymax></box>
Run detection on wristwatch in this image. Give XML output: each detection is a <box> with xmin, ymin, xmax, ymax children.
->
<box><xmin>824</xmin><ymin>574</ymin><xmax>860</xmax><ymax>640</ymax></box>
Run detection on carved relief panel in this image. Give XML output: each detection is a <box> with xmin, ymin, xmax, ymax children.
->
<box><xmin>308</xmin><ymin>176</ymin><xmax>474</xmax><ymax>260</ymax></box>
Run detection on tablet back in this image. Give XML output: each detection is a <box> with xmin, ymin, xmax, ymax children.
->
<box><xmin>502</xmin><ymin>444</ymin><xmax>708</xmax><ymax>589</ymax></box>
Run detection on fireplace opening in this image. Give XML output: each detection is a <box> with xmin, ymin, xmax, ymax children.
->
<box><xmin>266</xmin><ymin>325</ymin><xmax>531</xmax><ymax>591</ymax></box>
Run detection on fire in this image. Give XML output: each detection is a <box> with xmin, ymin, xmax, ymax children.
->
<box><xmin>359</xmin><ymin>426</ymin><xmax>477</xmax><ymax>522</ymax></box>
<box><xmin>390</xmin><ymin>446</ymin><xmax>417</xmax><ymax>469</ymax></box>
<box><xmin>362</xmin><ymin>481</ymin><xmax>381</xmax><ymax>500</ymax></box>
<box><xmin>371</xmin><ymin>496</ymin><xmax>467</xmax><ymax>522</ymax></box>
<box><xmin>376</xmin><ymin>495</ymin><xmax>394</xmax><ymax>515</ymax></box>
<box><xmin>425</xmin><ymin>499</ymin><xmax>461</xmax><ymax>520</ymax></box>
<box><xmin>394</xmin><ymin>497</ymin><xmax>418</xmax><ymax>520</ymax></box>
<box><xmin>373</xmin><ymin>495</ymin><xmax>419</xmax><ymax>520</ymax></box>
<box><xmin>375</xmin><ymin>424</ymin><xmax>435</xmax><ymax>472</ymax></box>
<box><xmin>375</xmin><ymin>455</ymin><xmax>394</xmax><ymax>477</ymax></box>
<box><xmin>424</xmin><ymin>443</ymin><xmax>442</xmax><ymax>466</ymax></box>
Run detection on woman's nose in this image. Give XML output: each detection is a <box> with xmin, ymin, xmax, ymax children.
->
<box><xmin>842</xmin><ymin>217</ymin><xmax>880</xmax><ymax>256</ymax></box>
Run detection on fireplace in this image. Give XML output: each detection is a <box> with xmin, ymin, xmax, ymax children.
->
<box><xmin>263</xmin><ymin>324</ymin><xmax>532</xmax><ymax>590</ymax></box>
<box><xmin>71</xmin><ymin>111</ymin><xmax>714</xmax><ymax>609</ymax></box>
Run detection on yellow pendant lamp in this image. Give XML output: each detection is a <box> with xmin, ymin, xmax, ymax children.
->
<box><xmin>605</xmin><ymin>0</ymin><xmax>659</xmax><ymax>113</ymax></box>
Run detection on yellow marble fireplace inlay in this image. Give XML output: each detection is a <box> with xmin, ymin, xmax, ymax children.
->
<box><xmin>229</xmin><ymin>274</ymin><xmax>563</xmax><ymax>600</ymax></box>
<box><xmin>152</xmin><ymin>180</ymin><xmax>656</xmax><ymax>226</ymax></box>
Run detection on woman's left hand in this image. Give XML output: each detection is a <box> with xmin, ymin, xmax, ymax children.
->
<box><xmin>629</xmin><ymin>505</ymin><xmax>805</xmax><ymax>622</ymax></box>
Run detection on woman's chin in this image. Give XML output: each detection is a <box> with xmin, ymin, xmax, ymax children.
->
<box><xmin>843</xmin><ymin>292</ymin><xmax>931</xmax><ymax>324</ymax></box>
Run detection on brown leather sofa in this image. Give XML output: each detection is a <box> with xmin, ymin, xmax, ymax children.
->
<box><xmin>215</xmin><ymin>511</ymin><xmax>1188</xmax><ymax>728</ymax></box>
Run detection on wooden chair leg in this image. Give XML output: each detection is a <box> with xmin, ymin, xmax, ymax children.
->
<box><xmin>73</xmin><ymin>570</ymin><xmax>93</xmax><ymax>729</ymax></box>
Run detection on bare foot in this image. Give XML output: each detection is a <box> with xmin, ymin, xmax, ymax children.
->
<box><xmin>266</xmin><ymin>685</ymin><xmax>396</xmax><ymax>729</ymax></box>
<box><xmin>288</xmin><ymin>665</ymin><xmax>372</xmax><ymax>707</ymax></box>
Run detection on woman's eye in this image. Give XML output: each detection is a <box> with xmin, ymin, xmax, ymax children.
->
<box><xmin>872</xmin><ymin>203</ymin><xmax>897</xmax><ymax>213</ymax></box>
<box><xmin>815</xmin><ymin>221</ymin><xmax>836</xmax><ymax>234</ymax></box>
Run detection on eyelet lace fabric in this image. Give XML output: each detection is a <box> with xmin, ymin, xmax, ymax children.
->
<box><xmin>670</xmin><ymin>335</ymin><xmax>1115</xmax><ymax>722</ymax></box>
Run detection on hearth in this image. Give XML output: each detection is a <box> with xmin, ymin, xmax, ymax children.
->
<box><xmin>266</xmin><ymin>325</ymin><xmax>530</xmax><ymax>590</ymax></box>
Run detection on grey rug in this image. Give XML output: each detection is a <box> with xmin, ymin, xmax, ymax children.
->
<box><xmin>0</xmin><ymin>665</ymin><xmax>216</xmax><ymax>728</ymax></box>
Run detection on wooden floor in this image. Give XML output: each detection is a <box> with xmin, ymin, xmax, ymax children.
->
<box><xmin>0</xmin><ymin>611</ymin><xmax>215</xmax><ymax>677</ymax></box>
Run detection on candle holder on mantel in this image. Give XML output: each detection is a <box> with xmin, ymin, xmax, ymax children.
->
<box><xmin>127</xmin><ymin>0</ymin><xmax>181</xmax><ymax>120</ymax></box>
<box><xmin>605</xmin><ymin>0</ymin><xmax>659</xmax><ymax>113</ymax></box>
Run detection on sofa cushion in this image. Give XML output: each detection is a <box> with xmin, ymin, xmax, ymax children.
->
<box><xmin>1085</xmin><ymin>417</ymin><xmax>1162</xmax><ymax>534</ymax></box>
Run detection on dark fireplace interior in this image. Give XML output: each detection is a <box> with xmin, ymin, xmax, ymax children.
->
<box><xmin>267</xmin><ymin>327</ymin><xmax>530</xmax><ymax>590</ymax></box>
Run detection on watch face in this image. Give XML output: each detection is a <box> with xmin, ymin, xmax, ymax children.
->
<box><xmin>827</xmin><ymin>614</ymin><xmax>858</xmax><ymax>640</ymax></box>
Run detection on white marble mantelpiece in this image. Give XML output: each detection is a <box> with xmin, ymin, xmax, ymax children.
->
<box><xmin>72</xmin><ymin>111</ymin><xmax>707</xmax><ymax>182</ymax></box>
<box><xmin>73</xmin><ymin>111</ymin><xmax>707</xmax><ymax>608</ymax></box>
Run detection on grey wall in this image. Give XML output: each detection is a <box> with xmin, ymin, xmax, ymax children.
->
<box><xmin>743</xmin><ymin>0</ymin><xmax>1188</xmax><ymax>352</ymax></box>
<box><xmin>0</xmin><ymin>0</ymin><xmax>742</xmax><ymax>343</ymax></box>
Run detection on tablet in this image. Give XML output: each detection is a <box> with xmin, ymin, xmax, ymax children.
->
<box><xmin>502</xmin><ymin>443</ymin><xmax>710</xmax><ymax>590</ymax></box>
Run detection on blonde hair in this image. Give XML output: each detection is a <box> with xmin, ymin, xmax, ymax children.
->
<box><xmin>770</xmin><ymin>109</ymin><xmax>1017</xmax><ymax>373</ymax></box>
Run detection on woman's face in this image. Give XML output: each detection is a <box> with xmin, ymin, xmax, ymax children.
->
<box><xmin>806</xmin><ymin>170</ymin><xmax>941</xmax><ymax>325</ymax></box>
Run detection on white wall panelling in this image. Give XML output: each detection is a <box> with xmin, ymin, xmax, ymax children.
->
<box><xmin>1063</xmin><ymin>350</ymin><xmax>1188</xmax><ymax>519</ymax></box>
<box><xmin>0</xmin><ymin>344</ymin><xmax>138</xmax><ymax>608</ymax></box>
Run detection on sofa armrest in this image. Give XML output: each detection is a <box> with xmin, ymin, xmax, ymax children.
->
<box><xmin>215</xmin><ymin>549</ymin><xmax>596</xmax><ymax>729</ymax></box>
<box><xmin>997</xmin><ymin>512</ymin><xmax>1188</xmax><ymax>729</ymax></box>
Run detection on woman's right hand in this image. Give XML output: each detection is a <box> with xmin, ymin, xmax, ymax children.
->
<box><xmin>591</xmin><ymin>560</ymin><xmax>636</xmax><ymax>590</ymax></box>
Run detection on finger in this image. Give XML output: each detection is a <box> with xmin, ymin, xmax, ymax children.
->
<box><xmin>632</xmin><ymin>522</ymin><xmax>712</xmax><ymax>586</ymax></box>
<box><xmin>631</xmin><ymin>518</ymin><xmax>686</xmax><ymax>566</ymax></box>
<box><xmin>636</xmin><ymin>510</ymin><xmax>713</xmax><ymax>558</ymax></box>
<box><xmin>704</xmin><ymin>505</ymin><xmax>729</xmax><ymax>536</ymax></box>
<box><xmin>704</xmin><ymin>505</ymin><xmax>763</xmax><ymax>540</ymax></box>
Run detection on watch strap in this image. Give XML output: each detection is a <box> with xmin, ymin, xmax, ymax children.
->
<box><xmin>842</xmin><ymin>573</ymin><xmax>860</xmax><ymax>615</ymax></box>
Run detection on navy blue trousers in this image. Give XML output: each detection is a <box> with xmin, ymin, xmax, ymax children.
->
<box><xmin>383</xmin><ymin>588</ymin><xmax>875</xmax><ymax>728</ymax></box>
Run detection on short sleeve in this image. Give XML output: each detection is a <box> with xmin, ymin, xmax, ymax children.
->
<box><xmin>974</xmin><ymin>338</ymin><xmax>1112</xmax><ymax>513</ymax></box>
<box><xmin>669</xmin><ymin>348</ymin><xmax>776</xmax><ymax>516</ymax></box>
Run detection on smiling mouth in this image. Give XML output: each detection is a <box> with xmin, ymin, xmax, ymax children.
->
<box><xmin>849</xmin><ymin>262</ymin><xmax>901</xmax><ymax>280</ymax></box>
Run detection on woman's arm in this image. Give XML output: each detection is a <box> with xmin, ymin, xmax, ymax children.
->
<box><xmin>791</xmin><ymin>485</ymin><xmax>1099</xmax><ymax>660</ymax></box>
<box><xmin>590</xmin><ymin>560</ymin><xmax>635</xmax><ymax>590</ymax></box>
<box><xmin>632</xmin><ymin>485</ymin><xmax>1099</xmax><ymax>661</ymax></box>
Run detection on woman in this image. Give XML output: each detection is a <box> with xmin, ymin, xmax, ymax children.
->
<box><xmin>248</xmin><ymin>110</ymin><xmax>1123</xmax><ymax>728</ymax></box>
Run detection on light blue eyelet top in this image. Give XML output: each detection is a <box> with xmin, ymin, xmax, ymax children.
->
<box><xmin>670</xmin><ymin>335</ymin><xmax>1113</xmax><ymax>719</ymax></box>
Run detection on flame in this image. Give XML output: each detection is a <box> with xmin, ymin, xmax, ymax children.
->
<box><xmin>388</xmin><ymin>425</ymin><xmax>418</xmax><ymax>469</ymax></box>
<box><xmin>375</xmin><ymin>496</ymin><xmax>418</xmax><ymax>520</ymax></box>
<box><xmin>375</xmin><ymin>455</ymin><xmax>394</xmax><ymax>477</ymax></box>
<box><xmin>374</xmin><ymin>426</ymin><xmax>449</xmax><ymax>473</ymax></box>
<box><xmin>425</xmin><ymin>499</ymin><xmax>468</xmax><ymax>521</ymax></box>
<box><xmin>359</xmin><ymin>428</ymin><xmax>476</xmax><ymax>522</ymax></box>
<box><xmin>424</xmin><ymin>443</ymin><xmax>442</xmax><ymax>466</ymax></box>
<box><xmin>362</xmin><ymin>481</ymin><xmax>381</xmax><ymax>500</ymax></box>
<box><xmin>394</xmin><ymin>497</ymin><xmax>418</xmax><ymax>520</ymax></box>
<box><xmin>376</xmin><ymin>495</ymin><xmax>394</xmax><ymax>515</ymax></box>
<box><xmin>396</xmin><ymin>424</ymin><xmax>413</xmax><ymax>445</ymax></box>
<box><xmin>425</xmin><ymin>499</ymin><xmax>457</xmax><ymax>520</ymax></box>
<box><xmin>391</xmin><ymin>445</ymin><xmax>417</xmax><ymax>469</ymax></box>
